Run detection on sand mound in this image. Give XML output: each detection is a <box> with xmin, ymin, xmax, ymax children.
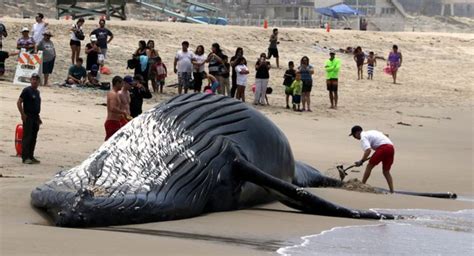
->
<box><xmin>342</xmin><ymin>178</ymin><xmax>383</xmax><ymax>194</ymax></box>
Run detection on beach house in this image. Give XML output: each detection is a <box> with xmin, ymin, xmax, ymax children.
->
<box><xmin>315</xmin><ymin>0</ymin><xmax>408</xmax><ymax>31</ymax></box>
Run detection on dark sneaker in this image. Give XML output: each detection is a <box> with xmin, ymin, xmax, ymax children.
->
<box><xmin>31</xmin><ymin>158</ymin><xmax>41</xmax><ymax>164</ymax></box>
<box><xmin>23</xmin><ymin>159</ymin><xmax>33</xmax><ymax>164</ymax></box>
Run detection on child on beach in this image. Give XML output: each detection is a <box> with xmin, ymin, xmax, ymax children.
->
<box><xmin>220</xmin><ymin>55</ymin><xmax>231</xmax><ymax>96</ymax></box>
<box><xmin>234</xmin><ymin>57</ymin><xmax>249</xmax><ymax>102</ymax></box>
<box><xmin>283</xmin><ymin>61</ymin><xmax>296</xmax><ymax>109</ymax></box>
<box><xmin>366</xmin><ymin>51</ymin><xmax>376</xmax><ymax>80</ymax></box>
<box><xmin>290</xmin><ymin>72</ymin><xmax>302</xmax><ymax>111</ymax></box>
<box><xmin>354</xmin><ymin>46</ymin><xmax>365</xmax><ymax>80</ymax></box>
<box><xmin>153</xmin><ymin>56</ymin><xmax>167</xmax><ymax>93</ymax></box>
<box><xmin>204</xmin><ymin>72</ymin><xmax>219</xmax><ymax>94</ymax></box>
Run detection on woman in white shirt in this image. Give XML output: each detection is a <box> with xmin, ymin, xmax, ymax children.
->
<box><xmin>235</xmin><ymin>57</ymin><xmax>249</xmax><ymax>102</ymax></box>
<box><xmin>70</xmin><ymin>18</ymin><xmax>85</xmax><ymax>65</ymax></box>
<box><xmin>192</xmin><ymin>45</ymin><xmax>207</xmax><ymax>92</ymax></box>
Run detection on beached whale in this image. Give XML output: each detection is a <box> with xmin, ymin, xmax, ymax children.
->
<box><xmin>30</xmin><ymin>94</ymin><xmax>452</xmax><ymax>227</ymax></box>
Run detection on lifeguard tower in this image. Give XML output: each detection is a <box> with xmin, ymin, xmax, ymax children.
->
<box><xmin>56</xmin><ymin>0</ymin><xmax>127</xmax><ymax>20</ymax></box>
<box><xmin>136</xmin><ymin>0</ymin><xmax>226</xmax><ymax>25</ymax></box>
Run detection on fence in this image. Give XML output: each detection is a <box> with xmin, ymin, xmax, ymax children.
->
<box><xmin>227</xmin><ymin>17</ymin><xmax>361</xmax><ymax>30</ymax></box>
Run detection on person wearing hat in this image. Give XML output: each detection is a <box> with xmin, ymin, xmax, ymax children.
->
<box><xmin>324</xmin><ymin>51</ymin><xmax>341</xmax><ymax>109</ymax></box>
<box><xmin>32</xmin><ymin>13</ymin><xmax>48</xmax><ymax>46</ymax></box>
<box><xmin>129</xmin><ymin>74</ymin><xmax>152</xmax><ymax>118</ymax></box>
<box><xmin>36</xmin><ymin>31</ymin><xmax>55</xmax><ymax>86</ymax></box>
<box><xmin>85</xmin><ymin>34</ymin><xmax>101</xmax><ymax>72</ymax></box>
<box><xmin>17</xmin><ymin>27</ymin><xmax>35</xmax><ymax>53</ymax></box>
<box><xmin>86</xmin><ymin>64</ymin><xmax>100</xmax><ymax>87</ymax></box>
<box><xmin>350</xmin><ymin>125</ymin><xmax>395</xmax><ymax>193</ymax></box>
<box><xmin>17</xmin><ymin>73</ymin><xmax>42</xmax><ymax>164</ymax></box>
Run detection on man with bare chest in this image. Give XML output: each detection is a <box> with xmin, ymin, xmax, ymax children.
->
<box><xmin>105</xmin><ymin>76</ymin><xmax>127</xmax><ymax>141</ymax></box>
<box><xmin>118</xmin><ymin>75</ymin><xmax>133</xmax><ymax>126</ymax></box>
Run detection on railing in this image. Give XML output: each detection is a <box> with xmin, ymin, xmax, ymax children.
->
<box><xmin>249</xmin><ymin>0</ymin><xmax>315</xmax><ymax>6</ymax></box>
<box><xmin>227</xmin><ymin>17</ymin><xmax>361</xmax><ymax>30</ymax></box>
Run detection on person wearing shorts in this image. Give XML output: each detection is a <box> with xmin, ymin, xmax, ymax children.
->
<box><xmin>290</xmin><ymin>72</ymin><xmax>302</xmax><ymax>111</ymax></box>
<box><xmin>174</xmin><ymin>41</ymin><xmax>194</xmax><ymax>94</ymax></box>
<box><xmin>90</xmin><ymin>19</ymin><xmax>113</xmax><ymax>59</ymax></box>
<box><xmin>70</xmin><ymin>18</ymin><xmax>85</xmax><ymax>65</ymax></box>
<box><xmin>350</xmin><ymin>125</ymin><xmax>395</xmax><ymax>193</ymax></box>
<box><xmin>324</xmin><ymin>51</ymin><xmax>341</xmax><ymax>109</ymax></box>
<box><xmin>297</xmin><ymin>56</ymin><xmax>314</xmax><ymax>112</ymax></box>
<box><xmin>267</xmin><ymin>28</ymin><xmax>279</xmax><ymax>68</ymax></box>
<box><xmin>105</xmin><ymin>76</ymin><xmax>127</xmax><ymax>141</ymax></box>
<box><xmin>37</xmin><ymin>31</ymin><xmax>56</xmax><ymax>86</ymax></box>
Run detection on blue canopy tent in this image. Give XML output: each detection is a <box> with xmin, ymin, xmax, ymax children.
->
<box><xmin>315</xmin><ymin>4</ymin><xmax>359</xmax><ymax>19</ymax></box>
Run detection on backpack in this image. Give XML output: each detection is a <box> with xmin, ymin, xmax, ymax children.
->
<box><xmin>127</xmin><ymin>58</ymin><xmax>138</xmax><ymax>69</ymax></box>
<box><xmin>74</xmin><ymin>25</ymin><xmax>85</xmax><ymax>40</ymax></box>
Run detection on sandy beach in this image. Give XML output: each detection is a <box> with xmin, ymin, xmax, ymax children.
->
<box><xmin>0</xmin><ymin>18</ymin><xmax>473</xmax><ymax>255</ymax></box>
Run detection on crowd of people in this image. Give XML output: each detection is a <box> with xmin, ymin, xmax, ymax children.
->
<box><xmin>4</xmin><ymin>16</ymin><xmax>402</xmax><ymax>192</ymax></box>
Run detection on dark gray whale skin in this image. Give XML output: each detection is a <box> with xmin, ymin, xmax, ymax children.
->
<box><xmin>30</xmin><ymin>94</ymin><xmax>454</xmax><ymax>227</ymax></box>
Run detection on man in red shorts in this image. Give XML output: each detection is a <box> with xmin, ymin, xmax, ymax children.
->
<box><xmin>105</xmin><ymin>76</ymin><xmax>127</xmax><ymax>141</ymax></box>
<box><xmin>350</xmin><ymin>125</ymin><xmax>395</xmax><ymax>193</ymax></box>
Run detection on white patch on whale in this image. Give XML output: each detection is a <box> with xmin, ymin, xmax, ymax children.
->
<box><xmin>46</xmin><ymin>106</ymin><xmax>196</xmax><ymax>197</ymax></box>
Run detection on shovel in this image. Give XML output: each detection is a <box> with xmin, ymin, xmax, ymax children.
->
<box><xmin>336</xmin><ymin>157</ymin><xmax>371</xmax><ymax>182</ymax></box>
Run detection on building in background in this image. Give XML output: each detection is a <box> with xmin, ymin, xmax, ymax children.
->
<box><xmin>397</xmin><ymin>0</ymin><xmax>473</xmax><ymax>17</ymax></box>
<box><xmin>440</xmin><ymin>0</ymin><xmax>473</xmax><ymax>16</ymax></box>
<box><xmin>199</xmin><ymin>0</ymin><xmax>317</xmax><ymax>24</ymax></box>
<box><xmin>315</xmin><ymin>0</ymin><xmax>408</xmax><ymax>31</ymax></box>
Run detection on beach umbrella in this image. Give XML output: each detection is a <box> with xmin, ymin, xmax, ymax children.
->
<box><xmin>315</xmin><ymin>4</ymin><xmax>360</xmax><ymax>19</ymax></box>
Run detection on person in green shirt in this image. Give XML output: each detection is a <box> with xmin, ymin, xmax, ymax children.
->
<box><xmin>290</xmin><ymin>72</ymin><xmax>303</xmax><ymax>112</ymax></box>
<box><xmin>324</xmin><ymin>51</ymin><xmax>341</xmax><ymax>109</ymax></box>
<box><xmin>66</xmin><ymin>57</ymin><xmax>87</xmax><ymax>86</ymax></box>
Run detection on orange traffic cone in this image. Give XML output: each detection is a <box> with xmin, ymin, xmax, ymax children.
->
<box><xmin>263</xmin><ymin>19</ymin><xmax>268</xmax><ymax>29</ymax></box>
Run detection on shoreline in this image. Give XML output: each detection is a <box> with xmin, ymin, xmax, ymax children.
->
<box><xmin>1</xmin><ymin>82</ymin><xmax>472</xmax><ymax>255</ymax></box>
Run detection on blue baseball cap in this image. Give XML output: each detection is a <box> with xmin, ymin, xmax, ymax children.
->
<box><xmin>123</xmin><ymin>75</ymin><xmax>134</xmax><ymax>84</ymax></box>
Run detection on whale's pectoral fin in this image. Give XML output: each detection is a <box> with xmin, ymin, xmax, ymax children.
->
<box><xmin>233</xmin><ymin>159</ymin><xmax>394</xmax><ymax>220</ymax></box>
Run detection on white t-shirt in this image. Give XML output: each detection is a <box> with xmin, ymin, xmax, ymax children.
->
<box><xmin>193</xmin><ymin>54</ymin><xmax>207</xmax><ymax>72</ymax></box>
<box><xmin>360</xmin><ymin>130</ymin><xmax>393</xmax><ymax>151</ymax></box>
<box><xmin>235</xmin><ymin>64</ymin><xmax>249</xmax><ymax>86</ymax></box>
<box><xmin>32</xmin><ymin>23</ymin><xmax>46</xmax><ymax>45</ymax></box>
<box><xmin>70</xmin><ymin>24</ymin><xmax>82</xmax><ymax>41</ymax></box>
<box><xmin>175</xmin><ymin>50</ymin><xmax>194</xmax><ymax>73</ymax></box>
